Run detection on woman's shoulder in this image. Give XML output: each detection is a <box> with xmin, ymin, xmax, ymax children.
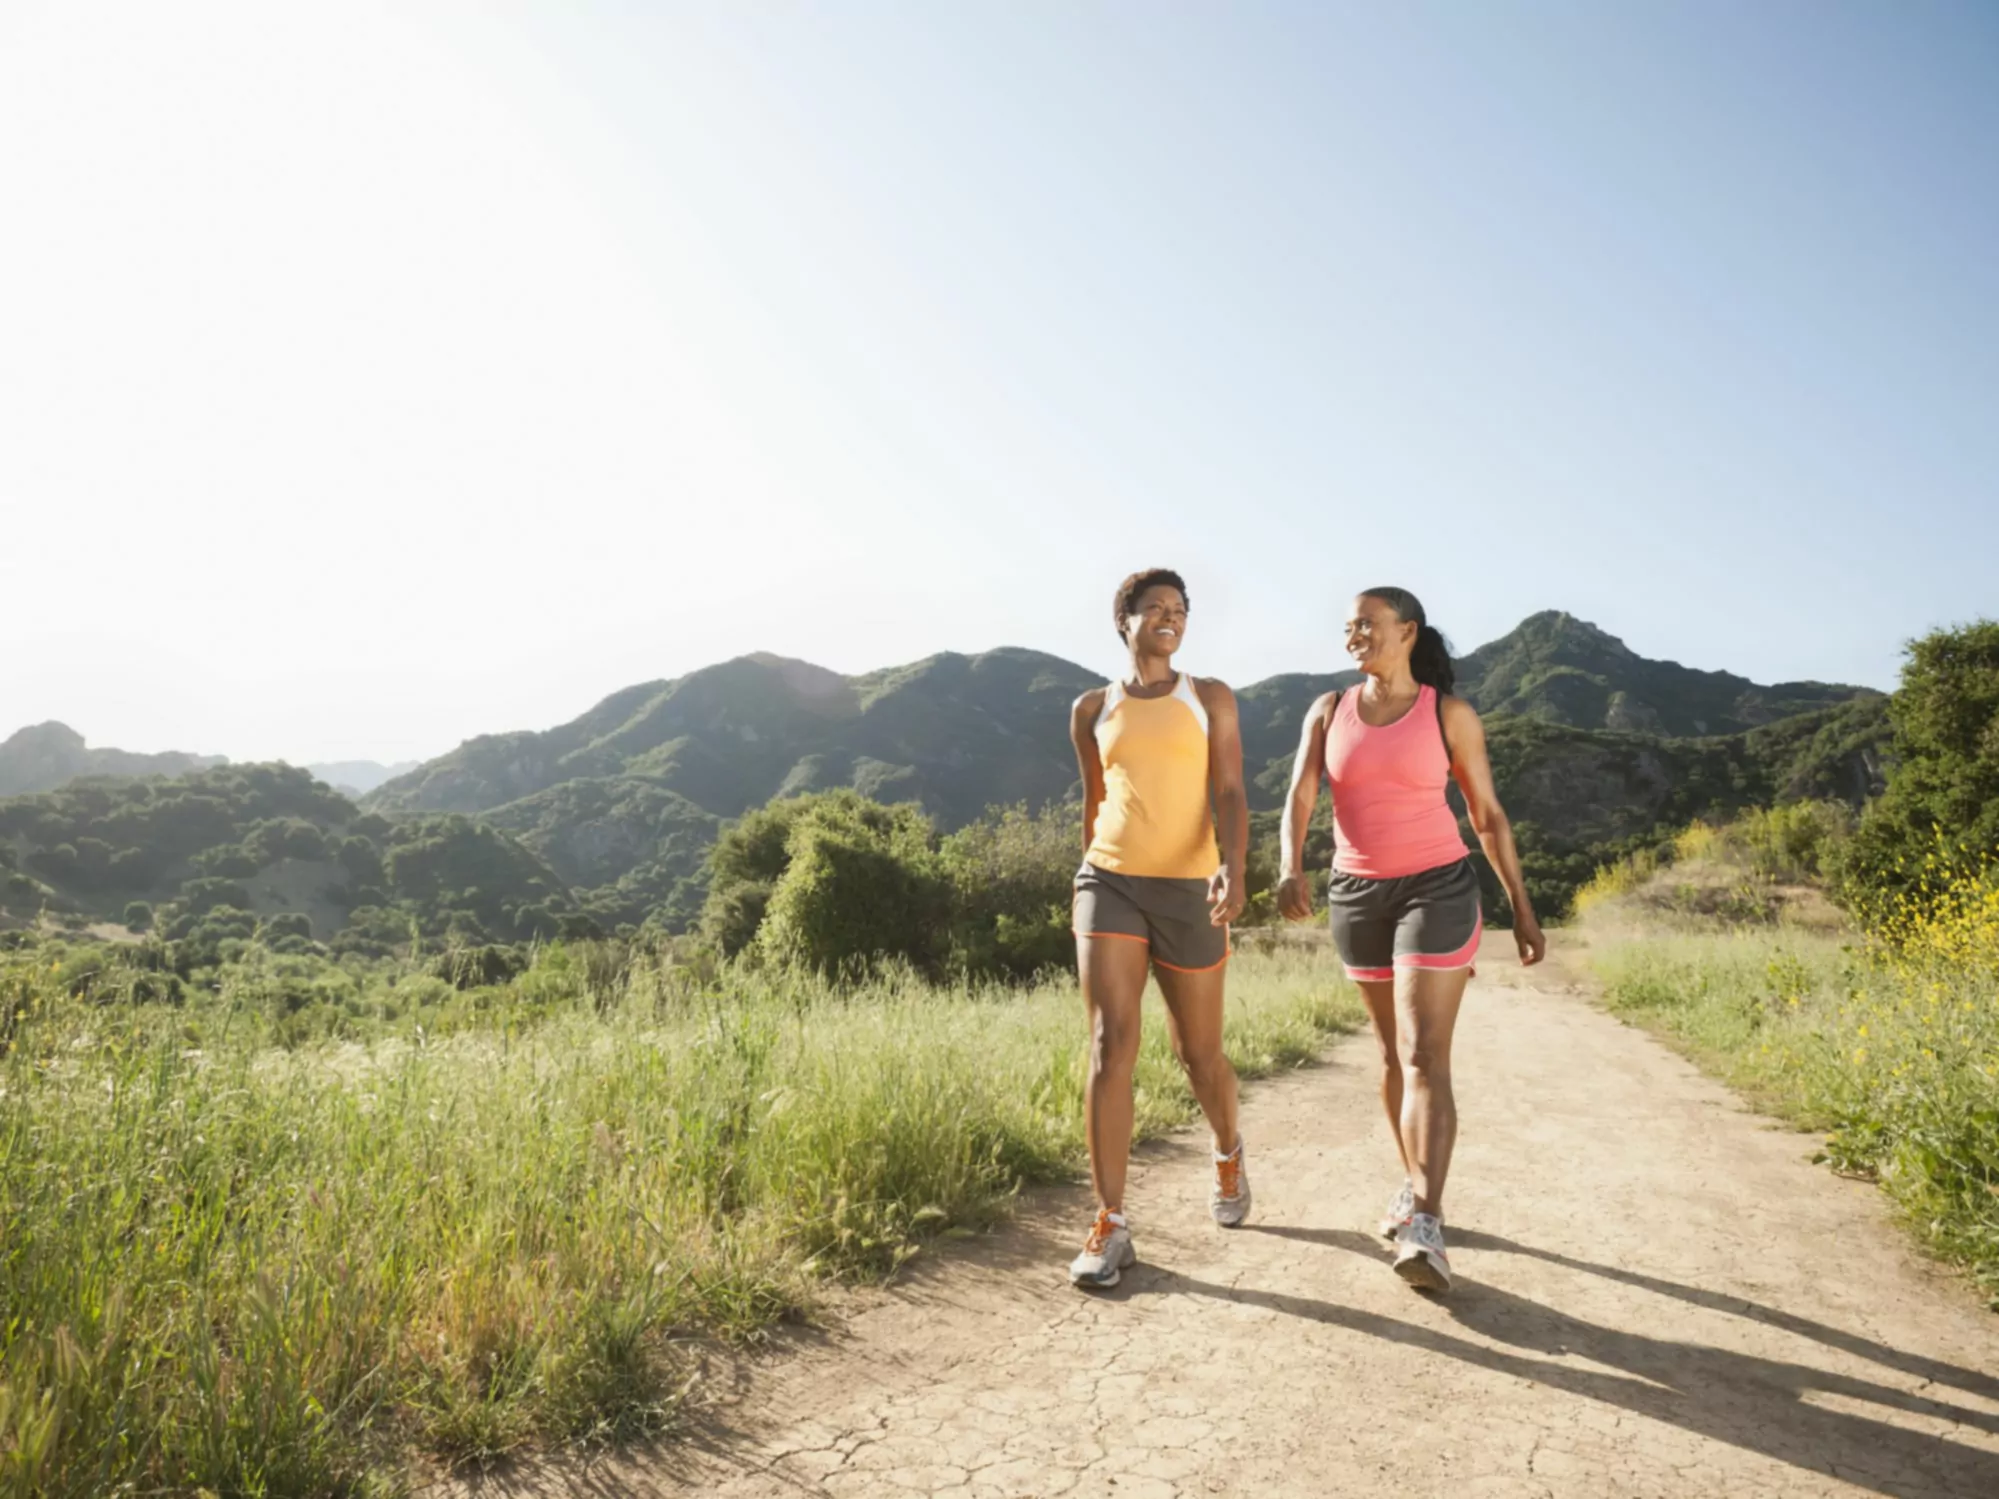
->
<box><xmin>1436</xmin><ymin>689</ymin><xmax>1480</xmax><ymax>724</ymax></box>
<box><xmin>1189</xmin><ymin>675</ymin><xmax>1236</xmax><ymax>711</ymax></box>
<box><xmin>1070</xmin><ymin>685</ymin><xmax>1109</xmax><ymax>726</ymax></box>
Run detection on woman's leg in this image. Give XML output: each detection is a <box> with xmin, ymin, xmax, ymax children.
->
<box><xmin>1356</xmin><ymin>978</ymin><xmax>1409</xmax><ymax>1177</ymax></box>
<box><xmin>1153</xmin><ymin>961</ymin><xmax>1240</xmax><ymax>1156</ymax></box>
<box><xmin>1078</xmin><ymin>935</ymin><xmax>1151</xmax><ymax>1212</ymax></box>
<box><xmin>1394</xmin><ymin>965</ymin><xmax>1472</xmax><ymax>1218</ymax></box>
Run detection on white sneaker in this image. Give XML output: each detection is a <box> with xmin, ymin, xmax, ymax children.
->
<box><xmin>1393</xmin><ymin>1212</ymin><xmax>1452</xmax><ymax>1293</ymax></box>
<box><xmin>1378</xmin><ymin>1178</ymin><xmax>1415</xmax><ymax>1239</ymax></box>
<box><xmin>1069</xmin><ymin>1209</ymin><xmax>1136</xmax><ymax>1289</ymax></box>
<box><xmin>1210</xmin><ymin>1139</ymin><xmax>1251</xmax><ymax>1228</ymax></box>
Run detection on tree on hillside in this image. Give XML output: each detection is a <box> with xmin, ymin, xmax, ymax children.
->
<box><xmin>1834</xmin><ymin>620</ymin><xmax>1999</xmax><ymax>910</ymax></box>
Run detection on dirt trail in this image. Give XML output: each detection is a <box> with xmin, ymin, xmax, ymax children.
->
<box><xmin>459</xmin><ymin>941</ymin><xmax>1999</xmax><ymax>1498</ymax></box>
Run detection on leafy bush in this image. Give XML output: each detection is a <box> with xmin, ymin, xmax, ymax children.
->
<box><xmin>1832</xmin><ymin>620</ymin><xmax>1999</xmax><ymax>914</ymax></box>
<box><xmin>178</xmin><ymin>876</ymin><xmax>252</xmax><ymax>916</ymax></box>
<box><xmin>700</xmin><ymin>879</ymin><xmax>772</xmax><ymax>959</ymax></box>
<box><xmin>757</xmin><ymin>799</ymin><xmax>949</xmax><ymax>975</ymax></box>
<box><xmin>938</xmin><ymin>802</ymin><xmax>1077</xmax><ymax>978</ymax></box>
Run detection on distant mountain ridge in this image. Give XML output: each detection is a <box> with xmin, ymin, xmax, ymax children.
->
<box><xmin>365</xmin><ymin>646</ymin><xmax>1097</xmax><ymax>830</ymax></box>
<box><xmin>1455</xmin><ymin>610</ymin><xmax>1861</xmax><ymax>736</ymax></box>
<box><xmin>359</xmin><ymin>612</ymin><xmax>1885</xmax><ymax>924</ymax></box>
<box><xmin>0</xmin><ymin>722</ymin><xmax>225</xmax><ymax>798</ymax></box>
<box><xmin>1</xmin><ymin>611</ymin><xmax>1890</xmax><ymax>932</ymax></box>
<box><xmin>305</xmin><ymin>760</ymin><xmax>421</xmax><ymax>797</ymax></box>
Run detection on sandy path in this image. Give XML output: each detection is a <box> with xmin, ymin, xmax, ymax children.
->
<box><xmin>458</xmin><ymin>942</ymin><xmax>1999</xmax><ymax>1498</ymax></box>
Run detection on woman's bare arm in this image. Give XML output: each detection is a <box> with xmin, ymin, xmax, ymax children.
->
<box><xmin>1196</xmin><ymin>679</ymin><xmax>1249</xmax><ymax>925</ymax></box>
<box><xmin>1441</xmin><ymin>696</ymin><xmax>1546</xmax><ymax>965</ymax></box>
<box><xmin>1278</xmin><ymin>692</ymin><xmax>1337</xmax><ymax>920</ymax></box>
<box><xmin>1070</xmin><ymin>690</ymin><xmax>1108</xmax><ymax>857</ymax></box>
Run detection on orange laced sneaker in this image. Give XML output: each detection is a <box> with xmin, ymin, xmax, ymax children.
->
<box><xmin>1068</xmin><ymin>1207</ymin><xmax>1135</xmax><ymax>1288</ymax></box>
<box><xmin>1210</xmin><ymin>1139</ymin><xmax>1252</xmax><ymax>1227</ymax></box>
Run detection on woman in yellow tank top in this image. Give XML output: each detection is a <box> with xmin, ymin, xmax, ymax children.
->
<box><xmin>1064</xmin><ymin>567</ymin><xmax>1252</xmax><ymax>1288</ymax></box>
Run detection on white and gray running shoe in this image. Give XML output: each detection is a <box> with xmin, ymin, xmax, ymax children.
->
<box><xmin>1069</xmin><ymin>1209</ymin><xmax>1137</xmax><ymax>1289</ymax></box>
<box><xmin>1378</xmin><ymin>1177</ymin><xmax>1416</xmax><ymax>1239</ymax></box>
<box><xmin>1393</xmin><ymin>1211</ymin><xmax>1453</xmax><ymax>1293</ymax></box>
<box><xmin>1210</xmin><ymin>1139</ymin><xmax>1251</xmax><ymax>1228</ymax></box>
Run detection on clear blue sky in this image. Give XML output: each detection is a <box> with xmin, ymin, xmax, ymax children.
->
<box><xmin>2</xmin><ymin>1</ymin><xmax>1993</xmax><ymax>762</ymax></box>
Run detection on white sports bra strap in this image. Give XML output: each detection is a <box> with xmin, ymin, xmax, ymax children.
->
<box><xmin>1174</xmin><ymin>673</ymin><xmax>1209</xmax><ymax>736</ymax></box>
<box><xmin>1094</xmin><ymin>680</ymin><xmax>1125</xmax><ymax>733</ymax></box>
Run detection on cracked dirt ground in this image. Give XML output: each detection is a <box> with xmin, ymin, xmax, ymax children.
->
<box><xmin>454</xmin><ymin>942</ymin><xmax>1999</xmax><ymax>1498</ymax></box>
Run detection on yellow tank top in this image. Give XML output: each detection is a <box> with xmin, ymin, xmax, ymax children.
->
<box><xmin>1086</xmin><ymin>674</ymin><xmax>1219</xmax><ymax>879</ymax></box>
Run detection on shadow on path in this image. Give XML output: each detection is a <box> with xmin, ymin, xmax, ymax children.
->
<box><xmin>1124</xmin><ymin>1225</ymin><xmax>1999</xmax><ymax>1499</ymax></box>
<box><xmin>1247</xmin><ymin>1223</ymin><xmax>1999</xmax><ymax>1404</ymax></box>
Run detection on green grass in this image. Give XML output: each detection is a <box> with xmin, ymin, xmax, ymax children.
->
<box><xmin>1586</xmin><ymin>921</ymin><xmax>1999</xmax><ymax>1306</ymax></box>
<box><xmin>0</xmin><ymin>943</ymin><xmax>1357</xmax><ymax>1497</ymax></box>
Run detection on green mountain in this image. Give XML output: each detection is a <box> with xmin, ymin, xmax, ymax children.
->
<box><xmin>0</xmin><ymin>763</ymin><xmax>587</xmax><ymax>952</ymax></box>
<box><xmin>362</xmin><ymin>648</ymin><xmax>1100</xmax><ymax>924</ymax></box>
<box><xmin>1234</xmin><ymin>611</ymin><xmax>1873</xmax><ymax>799</ymax></box>
<box><xmin>1454</xmin><ymin>610</ymin><xmax>1862</xmax><ymax>735</ymax></box>
<box><xmin>359</xmin><ymin>614</ymin><xmax>1885</xmax><ymax>924</ymax></box>
<box><xmin>0</xmin><ymin>722</ymin><xmax>225</xmax><ymax>798</ymax></box>
<box><xmin>0</xmin><ymin>612</ymin><xmax>1890</xmax><ymax>938</ymax></box>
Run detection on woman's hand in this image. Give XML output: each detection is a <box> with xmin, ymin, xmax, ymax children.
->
<box><xmin>1514</xmin><ymin>912</ymin><xmax>1547</xmax><ymax>967</ymax></box>
<box><xmin>1276</xmin><ymin>872</ymin><xmax>1314</xmax><ymax>922</ymax></box>
<box><xmin>1207</xmin><ymin>866</ymin><xmax>1246</xmax><ymax>926</ymax></box>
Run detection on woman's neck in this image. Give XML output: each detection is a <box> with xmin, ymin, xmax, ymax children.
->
<box><xmin>1125</xmin><ymin>653</ymin><xmax>1177</xmax><ymax>689</ymax></box>
<box><xmin>1364</xmin><ymin>665</ymin><xmax>1420</xmax><ymax>699</ymax></box>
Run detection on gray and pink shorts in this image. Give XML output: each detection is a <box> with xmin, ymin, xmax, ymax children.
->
<box><xmin>1326</xmin><ymin>857</ymin><xmax>1483</xmax><ymax>981</ymax></box>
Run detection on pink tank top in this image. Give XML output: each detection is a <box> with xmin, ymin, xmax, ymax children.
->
<box><xmin>1325</xmin><ymin>684</ymin><xmax>1470</xmax><ymax>879</ymax></box>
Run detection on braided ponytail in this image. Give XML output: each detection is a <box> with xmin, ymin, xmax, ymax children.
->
<box><xmin>1361</xmin><ymin>586</ymin><xmax>1456</xmax><ymax>695</ymax></box>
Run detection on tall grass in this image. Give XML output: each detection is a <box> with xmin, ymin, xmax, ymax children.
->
<box><xmin>1585</xmin><ymin>838</ymin><xmax>1999</xmax><ymax>1305</ymax></box>
<box><xmin>0</xmin><ymin>945</ymin><xmax>1356</xmax><ymax>1497</ymax></box>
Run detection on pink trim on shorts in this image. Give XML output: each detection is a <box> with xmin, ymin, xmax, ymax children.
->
<box><xmin>1344</xmin><ymin>964</ymin><xmax>1395</xmax><ymax>982</ymax></box>
<box><xmin>1396</xmin><ymin>913</ymin><xmax>1484</xmax><ymax>971</ymax></box>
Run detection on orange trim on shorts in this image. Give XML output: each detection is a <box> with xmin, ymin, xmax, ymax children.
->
<box><xmin>1074</xmin><ymin>930</ymin><xmax>1149</xmax><ymax>944</ymax></box>
<box><xmin>1152</xmin><ymin>946</ymin><xmax>1232</xmax><ymax>975</ymax></box>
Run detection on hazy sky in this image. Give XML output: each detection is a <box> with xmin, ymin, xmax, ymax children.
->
<box><xmin>3</xmin><ymin>1</ymin><xmax>1994</xmax><ymax>765</ymax></box>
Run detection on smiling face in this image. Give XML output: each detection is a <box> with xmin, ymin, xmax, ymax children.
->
<box><xmin>1344</xmin><ymin>593</ymin><xmax>1417</xmax><ymax>678</ymax></box>
<box><xmin>1123</xmin><ymin>584</ymin><xmax>1189</xmax><ymax>661</ymax></box>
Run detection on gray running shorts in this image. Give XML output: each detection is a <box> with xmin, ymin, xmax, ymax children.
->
<box><xmin>1073</xmin><ymin>861</ymin><xmax>1230</xmax><ymax>973</ymax></box>
<box><xmin>1326</xmin><ymin>857</ymin><xmax>1483</xmax><ymax>981</ymax></box>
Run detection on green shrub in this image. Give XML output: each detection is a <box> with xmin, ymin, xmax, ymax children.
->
<box><xmin>758</xmin><ymin>806</ymin><xmax>949</xmax><ymax>975</ymax></box>
<box><xmin>939</xmin><ymin>802</ymin><xmax>1076</xmax><ymax>978</ymax></box>
<box><xmin>699</xmin><ymin>879</ymin><xmax>771</xmax><ymax>958</ymax></box>
<box><xmin>1832</xmin><ymin>619</ymin><xmax>1999</xmax><ymax>913</ymax></box>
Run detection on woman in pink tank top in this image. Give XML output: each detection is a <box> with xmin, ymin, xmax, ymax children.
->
<box><xmin>1275</xmin><ymin>587</ymin><xmax>1545</xmax><ymax>1293</ymax></box>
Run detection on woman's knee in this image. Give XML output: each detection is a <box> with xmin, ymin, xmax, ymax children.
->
<box><xmin>1088</xmin><ymin>1010</ymin><xmax>1142</xmax><ymax>1076</ymax></box>
<box><xmin>1396</xmin><ymin>1032</ymin><xmax>1453</xmax><ymax>1085</ymax></box>
<box><xmin>1174</xmin><ymin>1034</ymin><xmax>1231</xmax><ymax>1089</ymax></box>
<box><xmin>1371</xmin><ymin>1030</ymin><xmax>1399</xmax><ymax>1074</ymax></box>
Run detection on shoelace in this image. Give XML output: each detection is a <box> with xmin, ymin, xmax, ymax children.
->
<box><xmin>1406</xmin><ymin>1215</ymin><xmax>1447</xmax><ymax>1253</ymax></box>
<box><xmin>1216</xmin><ymin>1150</ymin><xmax>1244</xmax><ymax>1200</ymax></box>
<box><xmin>1083</xmin><ymin>1210</ymin><xmax>1120</xmax><ymax>1255</ymax></box>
